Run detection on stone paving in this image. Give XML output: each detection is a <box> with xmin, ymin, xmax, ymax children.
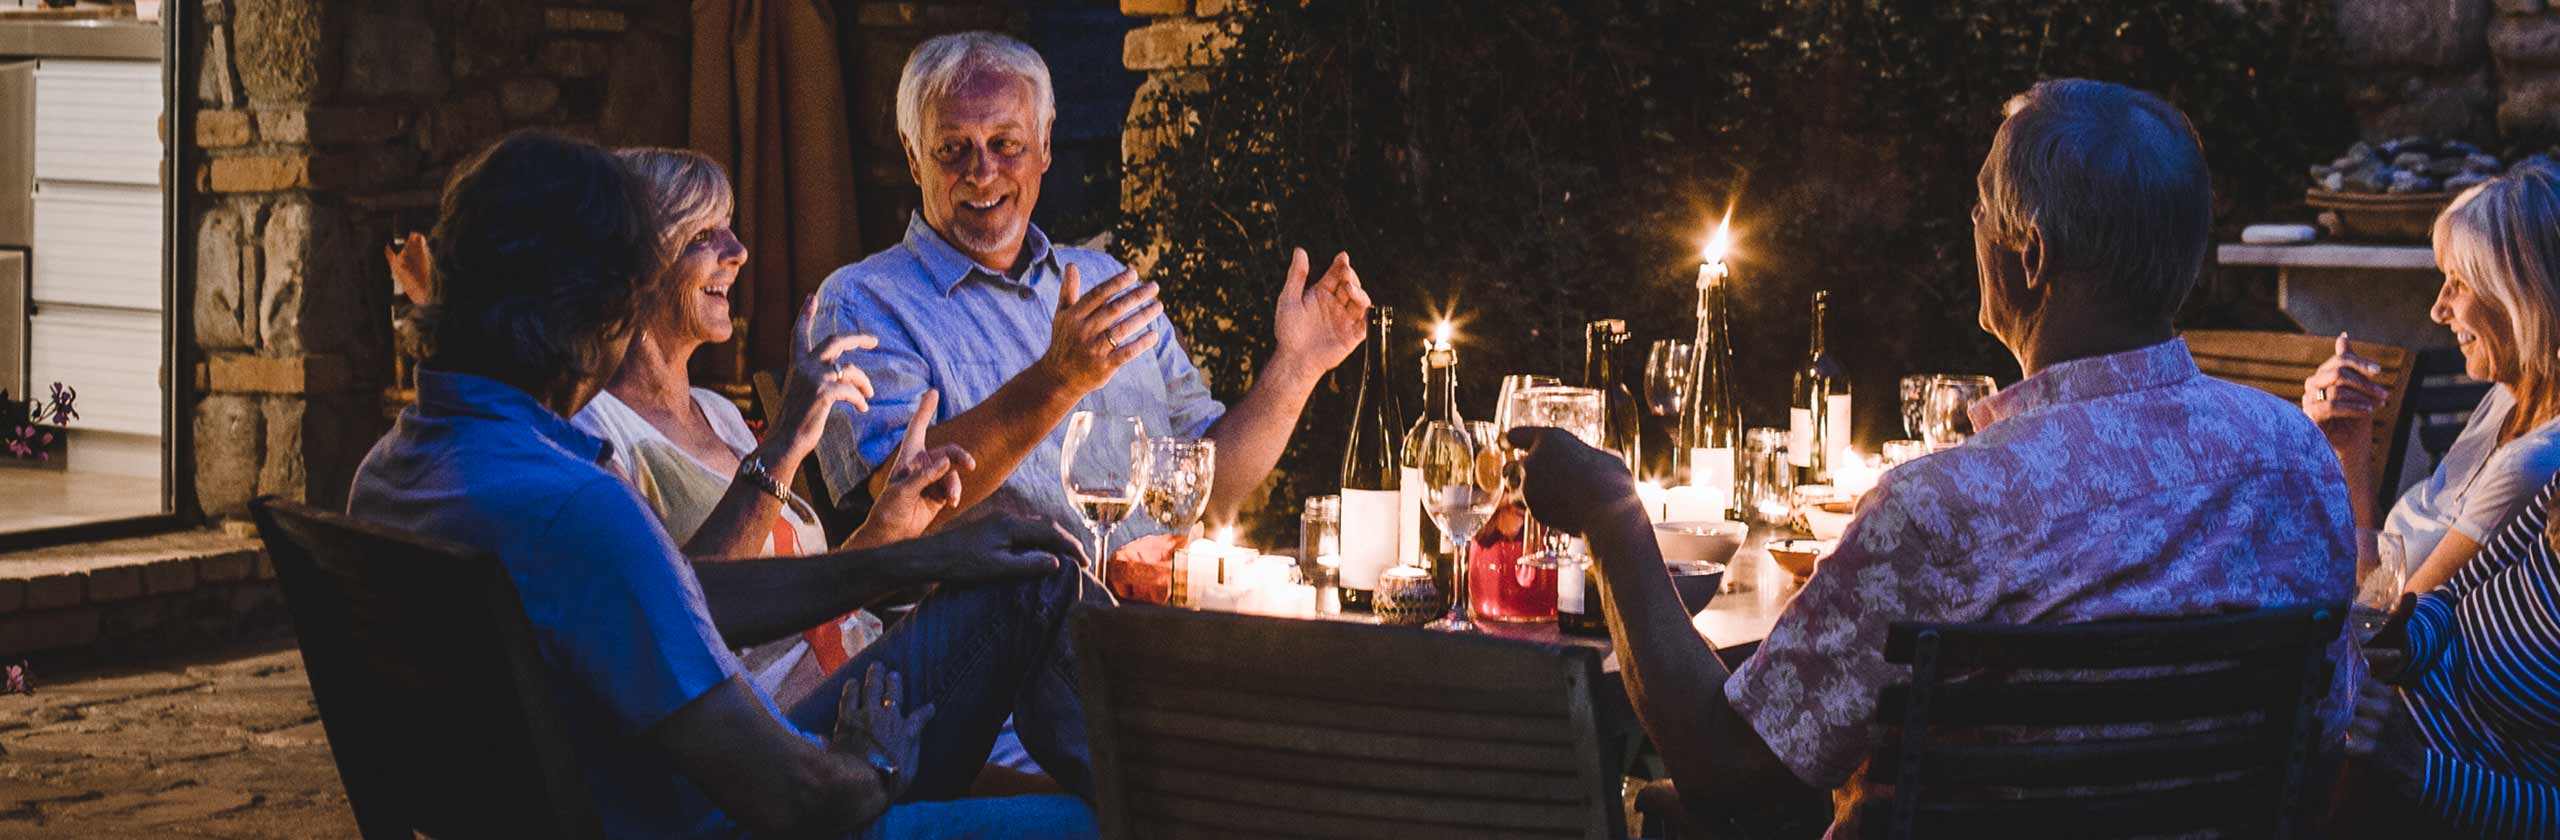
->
<box><xmin>0</xmin><ymin>638</ymin><xmax>353</xmax><ymax>838</ymax></box>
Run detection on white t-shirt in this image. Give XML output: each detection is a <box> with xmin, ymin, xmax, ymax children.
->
<box><xmin>2385</xmin><ymin>385</ymin><xmax>2560</xmax><ymax>569</ymax></box>
<box><xmin>572</xmin><ymin>388</ymin><xmax>879</xmax><ymax>707</ymax></box>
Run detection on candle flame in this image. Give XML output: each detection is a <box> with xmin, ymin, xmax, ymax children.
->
<box><xmin>1216</xmin><ymin>525</ymin><xmax>1236</xmax><ymax>546</ymax></box>
<box><xmin>1432</xmin><ymin>320</ymin><xmax>1452</xmax><ymax>345</ymax></box>
<box><xmin>1701</xmin><ymin>208</ymin><xmax>1735</xmax><ymax>264</ymax></box>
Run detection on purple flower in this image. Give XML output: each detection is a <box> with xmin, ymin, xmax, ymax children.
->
<box><xmin>43</xmin><ymin>383</ymin><xmax>76</xmax><ymax>426</ymax></box>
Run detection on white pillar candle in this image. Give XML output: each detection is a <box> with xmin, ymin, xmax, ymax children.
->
<box><xmin>1636</xmin><ymin>482</ymin><xmax>1670</xmax><ymax>522</ymax></box>
<box><xmin>1664</xmin><ymin>485</ymin><xmax>1725</xmax><ymax>523</ymax></box>
<box><xmin>1688</xmin><ymin>447</ymin><xmax>1736</xmax><ymax>496</ymax></box>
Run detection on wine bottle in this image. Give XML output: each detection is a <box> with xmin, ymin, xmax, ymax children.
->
<box><xmin>1678</xmin><ymin>259</ymin><xmax>1741</xmax><ymax>502</ymax></box>
<box><xmin>1790</xmin><ymin>291</ymin><xmax>1847</xmax><ymax>484</ymax></box>
<box><xmin>1583</xmin><ymin>319</ymin><xmax>1641</xmax><ymax>473</ymax></box>
<box><xmin>1339</xmin><ymin>306</ymin><xmax>1402</xmax><ymax>613</ymax></box>
<box><xmin>1405</xmin><ymin>326</ymin><xmax>1459</xmax><ymax>598</ymax></box>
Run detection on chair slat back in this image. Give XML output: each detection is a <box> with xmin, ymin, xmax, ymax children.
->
<box><xmin>1074</xmin><ymin>605</ymin><xmax>1624</xmax><ymax>840</ymax></box>
<box><xmin>1863</xmin><ymin>604</ymin><xmax>2342</xmax><ymax>840</ymax></box>
<box><xmin>2406</xmin><ymin>347</ymin><xmax>2495</xmax><ymax>461</ymax></box>
<box><xmin>251</xmin><ymin>496</ymin><xmax>602</xmax><ymax>840</ymax></box>
<box><xmin>2185</xmin><ymin>329</ymin><xmax>2412</xmax><ymax>508</ymax></box>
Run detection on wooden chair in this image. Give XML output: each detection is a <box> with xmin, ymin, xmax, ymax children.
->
<box><xmin>1073</xmin><ymin>604</ymin><xmax>1627</xmax><ymax>839</ymax></box>
<box><xmin>2399</xmin><ymin>347</ymin><xmax>2496</xmax><ymax>480</ymax></box>
<box><xmin>250</xmin><ymin>496</ymin><xmax>603</xmax><ymax>840</ymax></box>
<box><xmin>2184</xmin><ymin>329</ymin><xmax>2413</xmax><ymax>507</ymax></box>
<box><xmin>750</xmin><ymin>369</ymin><xmax>868</xmax><ymax>546</ymax></box>
<box><xmin>1860</xmin><ymin>604</ymin><xmax>2344</xmax><ymax>839</ymax></box>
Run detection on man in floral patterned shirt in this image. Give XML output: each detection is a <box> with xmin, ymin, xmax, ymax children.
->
<box><xmin>1512</xmin><ymin>79</ymin><xmax>2358</xmax><ymax>836</ymax></box>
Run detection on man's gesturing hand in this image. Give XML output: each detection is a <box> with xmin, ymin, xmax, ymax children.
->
<box><xmin>1038</xmin><ymin>263</ymin><xmax>1161</xmax><ymax>396</ymax></box>
<box><xmin>1271</xmin><ymin>249</ymin><xmax>1370</xmax><ymax>379</ymax></box>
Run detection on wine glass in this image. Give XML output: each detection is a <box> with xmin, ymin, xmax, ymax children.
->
<box><xmin>2353</xmin><ymin>531</ymin><xmax>2410</xmax><ymax>642</ymax></box>
<box><xmin>1143</xmin><ymin>437</ymin><xmax>1215</xmax><ymax>535</ymax></box>
<box><xmin>1646</xmin><ymin>340</ymin><xmax>1694</xmax><ymax>419</ymax></box>
<box><xmin>1898</xmin><ymin>374</ymin><xmax>1934</xmax><ymax>440</ymax></box>
<box><xmin>1413</xmin><ymin>420</ymin><xmax>1500</xmax><ymax>631</ymax></box>
<box><xmin>1509</xmin><ymin>386</ymin><xmax>1606</xmax><ymax>583</ymax></box>
<box><xmin>1495</xmin><ymin>375</ymin><xmax>1565</xmax><ymax>433</ymax></box>
<box><xmin>1060</xmin><ymin>411</ymin><xmax>1150</xmax><ymax>571</ymax></box>
<box><xmin>1921</xmin><ymin>375</ymin><xmax>1999</xmax><ymax>449</ymax></box>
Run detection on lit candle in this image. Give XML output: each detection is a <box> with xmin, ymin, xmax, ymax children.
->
<box><xmin>1831</xmin><ymin>450</ymin><xmax>1882</xmax><ymax>498</ymax></box>
<box><xmin>1689</xmin><ymin>215</ymin><xmax>1737</xmax><ymax>496</ymax></box>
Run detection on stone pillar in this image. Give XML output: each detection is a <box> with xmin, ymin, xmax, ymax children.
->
<box><xmin>2336</xmin><ymin>0</ymin><xmax>2495</xmax><ymax>140</ymax></box>
<box><xmin>185</xmin><ymin>0</ymin><xmax>689</xmax><ymax>520</ymax></box>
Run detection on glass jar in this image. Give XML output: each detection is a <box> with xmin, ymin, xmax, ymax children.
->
<box><xmin>1742</xmin><ymin>427</ymin><xmax>1794</xmax><ymax>525</ymax></box>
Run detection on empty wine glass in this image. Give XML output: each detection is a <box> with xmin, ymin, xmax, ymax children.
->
<box><xmin>2353</xmin><ymin>531</ymin><xmax>2410</xmax><ymax>642</ymax></box>
<box><xmin>1413</xmin><ymin>419</ymin><xmax>1500</xmax><ymax>631</ymax></box>
<box><xmin>1144</xmin><ymin>437</ymin><xmax>1215</xmax><ymax>535</ymax></box>
<box><xmin>1646</xmin><ymin>340</ymin><xmax>1694</xmax><ymax>419</ymax></box>
<box><xmin>1921</xmin><ymin>375</ymin><xmax>1999</xmax><ymax>449</ymax></box>
<box><xmin>1061</xmin><ymin>411</ymin><xmax>1150</xmax><ymax>571</ymax></box>
<box><xmin>1899</xmin><ymin>374</ymin><xmax>1934</xmax><ymax>440</ymax></box>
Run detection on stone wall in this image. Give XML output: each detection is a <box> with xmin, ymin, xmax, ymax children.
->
<box><xmin>2332</xmin><ymin>0</ymin><xmax>2560</xmax><ymax>141</ymax></box>
<box><xmin>2493</xmin><ymin>0</ymin><xmax>2560</xmax><ymax>136</ymax></box>
<box><xmin>187</xmin><ymin>0</ymin><xmax>688</xmax><ymax>520</ymax></box>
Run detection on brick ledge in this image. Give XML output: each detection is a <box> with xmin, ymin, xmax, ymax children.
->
<box><xmin>0</xmin><ymin>530</ymin><xmax>275</xmax><ymax>658</ymax></box>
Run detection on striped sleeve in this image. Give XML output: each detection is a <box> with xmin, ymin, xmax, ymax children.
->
<box><xmin>2439</xmin><ymin>473</ymin><xmax>2560</xmax><ymax>601</ymax></box>
<box><xmin>2425</xmin><ymin>749</ymin><xmax>2560</xmax><ymax>838</ymax></box>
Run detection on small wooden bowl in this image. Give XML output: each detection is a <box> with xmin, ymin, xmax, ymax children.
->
<box><xmin>1767</xmin><ymin>539</ymin><xmax>1831</xmax><ymax>583</ymax></box>
<box><xmin>2305</xmin><ymin>189</ymin><xmax>2455</xmax><ymax>243</ymax></box>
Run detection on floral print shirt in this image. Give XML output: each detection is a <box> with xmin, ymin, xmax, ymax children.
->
<box><xmin>1724</xmin><ymin>338</ymin><xmax>2359</xmax><ymax>812</ymax></box>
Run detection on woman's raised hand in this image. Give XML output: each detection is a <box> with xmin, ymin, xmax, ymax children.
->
<box><xmin>2304</xmin><ymin>332</ymin><xmax>2390</xmax><ymax>451</ymax></box>
<box><xmin>771</xmin><ymin>294</ymin><xmax>878</xmax><ymax>469</ymax></box>
<box><xmin>843</xmin><ymin>390</ymin><xmax>975</xmax><ymax>549</ymax></box>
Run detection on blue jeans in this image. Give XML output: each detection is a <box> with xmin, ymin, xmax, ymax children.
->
<box><xmin>784</xmin><ymin>561</ymin><xmax>1099</xmax><ymax>807</ymax></box>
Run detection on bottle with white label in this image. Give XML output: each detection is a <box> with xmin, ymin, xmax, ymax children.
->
<box><xmin>1789</xmin><ymin>291</ymin><xmax>1846</xmax><ymax>484</ymax></box>
<box><xmin>1556</xmin><ymin>539</ymin><xmax>1606</xmax><ymax>636</ymax></box>
<box><xmin>1338</xmin><ymin>306</ymin><xmax>1402</xmax><ymax>612</ymax></box>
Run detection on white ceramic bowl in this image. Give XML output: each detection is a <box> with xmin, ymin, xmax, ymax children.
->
<box><xmin>1654</xmin><ymin>520</ymin><xmax>1746</xmax><ymax>566</ymax></box>
<box><xmin>1799</xmin><ymin>501</ymin><xmax>1856</xmax><ymax>541</ymax></box>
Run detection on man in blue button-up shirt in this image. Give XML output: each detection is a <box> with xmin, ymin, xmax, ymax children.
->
<box><xmin>809</xmin><ymin>32</ymin><xmax>1372</xmax><ymax>544</ymax></box>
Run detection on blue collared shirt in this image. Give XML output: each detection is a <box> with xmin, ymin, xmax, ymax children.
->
<box><xmin>349</xmin><ymin>370</ymin><xmax>805</xmax><ymax>839</ymax></box>
<box><xmin>809</xmin><ymin>215</ymin><xmax>1225</xmax><ymax>544</ymax></box>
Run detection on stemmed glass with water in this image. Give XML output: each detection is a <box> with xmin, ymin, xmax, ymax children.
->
<box><xmin>1412</xmin><ymin>419</ymin><xmax>1501</xmax><ymax>631</ymax></box>
<box><xmin>1061</xmin><ymin>411</ymin><xmax>1151</xmax><ymax>572</ymax></box>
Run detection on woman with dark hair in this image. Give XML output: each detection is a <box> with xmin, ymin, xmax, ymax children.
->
<box><xmin>350</xmin><ymin>130</ymin><xmax>1099</xmax><ymax>838</ymax></box>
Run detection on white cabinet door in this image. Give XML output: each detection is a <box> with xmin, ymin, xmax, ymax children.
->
<box><xmin>29</xmin><ymin>306</ymin><xmax>161</xmax><ymax>436</ymax></box>
<box><xmin>33</xmin><ymin>59</ymin><xmax>162</xmax><ymax>186</ymax></box>
<box><xmin>31</xmin><ymin>181</ymin><xmax>160</xmax><ymax>310</ymax></box>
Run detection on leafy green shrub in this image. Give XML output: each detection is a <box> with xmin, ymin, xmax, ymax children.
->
<box><xmin>1119</xmin><ymin>0</ymin><xmax>2352</xmax><ymax>538</ymax></box>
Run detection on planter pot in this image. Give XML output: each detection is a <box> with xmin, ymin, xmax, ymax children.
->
<box><xmin>1</xmin><ymin>424</ymin><xmax>69</xmax><ymax>471</ymax></box>
<box><xmin>2306</xmin><ymin>190</ymin><xmax>2455</xmax><ymax>243</ymax></box>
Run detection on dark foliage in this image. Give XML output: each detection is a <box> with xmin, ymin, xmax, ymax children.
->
<box><xmin>1118</xmin><ymin>0</ymin><xmax>2352</xmax><ymax>539</ymax></box>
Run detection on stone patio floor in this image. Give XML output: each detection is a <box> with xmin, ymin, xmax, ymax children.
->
<box><xmin>0</xmin><ymin>638</ymin><xmax>354</xmax><ymax>838</ymax></box>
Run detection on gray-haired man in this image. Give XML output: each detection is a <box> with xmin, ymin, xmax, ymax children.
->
<box><xmin>1507</xmin><ymin>79</ymin><xmax>2359</xmax><ymax>836</ymax></box>
<box><xmin>806</xmin><ymin>31</ymin><xmax>1372</xmax><ymax>545</ymax></box>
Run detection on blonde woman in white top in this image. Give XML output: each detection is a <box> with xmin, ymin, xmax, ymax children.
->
<box><xmin>577</xmin><ymin>147</ymin><xmax>974</xmax><ymax>706</ymax></box>
<box><xmin>2306</xmin><ymin>161</ymin><xmax>2560</xmax><ymax>595</ymax></box>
